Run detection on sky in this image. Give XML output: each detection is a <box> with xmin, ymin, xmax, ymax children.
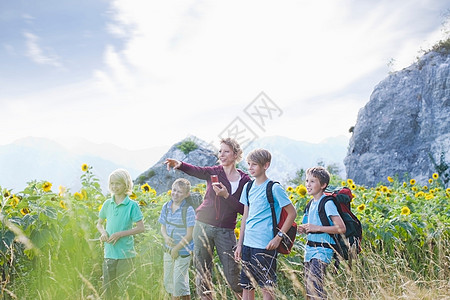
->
<box><xmin>1</xmin><ymin>0</ymin><xmax>448</xmax><ymax>151</ymax></box>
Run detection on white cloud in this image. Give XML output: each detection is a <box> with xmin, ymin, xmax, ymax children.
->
<box><xmin>1</xmin><ymin>0</ymin><xmax>446</xmax><ymax>150</ymax></box>
<box><xmin>23</xmin><ymin>31</ymin><xmax>62</xmax><ymax>68</ymax></box>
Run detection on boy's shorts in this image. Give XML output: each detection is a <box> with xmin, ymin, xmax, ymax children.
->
<box><xmin>304</xmin><ymin>258</ymin><xmax>328</xmax><ymax>299</ymax></box>
<box><xmin>163</xmin><ymin>252</ymin><xmax>191</xmax><ymax>297</ymax></box>
<box><xmin>239</xmin><ymin>245</ymin><xmax>277</xmax><ymax>290</ymax></box>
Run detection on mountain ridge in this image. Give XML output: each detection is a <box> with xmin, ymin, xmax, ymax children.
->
<box><xmin>0</xmin><ymin>135</ymin><xmax>348</xmax><ymax>192</ymax></box>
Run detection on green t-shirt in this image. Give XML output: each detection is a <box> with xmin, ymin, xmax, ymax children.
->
<box><xmin>99</xmin><ymin>195</ymin><xmax>143</xmax><ymax>259</ymax></box>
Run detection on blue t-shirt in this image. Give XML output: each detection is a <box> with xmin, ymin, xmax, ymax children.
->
<box><xmin>158</xmin><ymin>199</ymin><xmax>195</xmax><ymax>256</ymax></box>
<box><xmin>99</xmin><ymin>195</ymin><xmax>143</xmax><ymax>259</ymax></box>
<box><xmin>302</xmin><ymin>195</ymin><xmax>339</xmax><ymax>263</ymax></box>
<box><xmin>239</xmin><ymin>179</ymin><xmax>292</xmax><ymax>249</ymax></box>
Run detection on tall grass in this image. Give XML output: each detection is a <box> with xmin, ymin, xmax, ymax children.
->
<box><xmin>1</xmin><ymin>167</ymin><xmax>449</xmax><ymax>299</ymax></box>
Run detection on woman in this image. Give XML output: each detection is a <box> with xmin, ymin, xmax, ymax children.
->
<box><xmin>165</xmin><ymin>138</ymin><xmax>250</xmax><ymax>299</ymax></box>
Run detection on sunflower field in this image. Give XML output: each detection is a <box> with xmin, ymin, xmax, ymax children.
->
<box><xmin>0</xmin><ymin>165</ymin><xmax>449</xmax><ymax>299</ymax></box>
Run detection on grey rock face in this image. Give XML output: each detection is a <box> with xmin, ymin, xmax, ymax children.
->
<box><xmin>345</xmin><ymin>51</ymin><xmax>450</xmax><ymax>187</ymax></box>
<box><xmin>135</xmin><ymin>137</ymin><xmax>218</xmax><ymax>194</ymax></box>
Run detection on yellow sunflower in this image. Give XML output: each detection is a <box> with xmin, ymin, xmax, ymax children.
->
<box><xmin>59</xmin><ymin>200</ymin><xmax>67</xmax><ymax>209</ymax></box>
<box><xmin>415</xmin><ymin>191</ymin><xmax>425</xmax><ymax>198</ymax></box>
<box><xmin>58</xmin><ymin>185</ymin><xmax>67</xmax><ymax>197</ymax></box>
<box><xmin>347</xmin><ymin>179</ymin><xmax>354</xmax><ymax>186</ymax></box>
<box><xmin>234</xmin><ymin>228</ymin><xmax>240</xmax><ymax>240</ymax></box>
<box><xmin>141</xmin><ymin>183</ymin><xmax>151</xmax><ymax>193</ymax></box>
<box><xmin>43</xmin><ymin>182</ymin><xmax>52</xmax><ymax>192</ymax></box>
<box><xmin>410</xmin><ymin>179</ymin><xmax>416</xmax><ymax>185</ymax></box>
<box><xmin>357</xmin><ymin>204</ymin><xmax>366</xmax><ymax>211</ymax></box>
<box><xmin>400</xmin><ymin>206</ymin><xmax>411</xmax><ymax>216</ymax></box>
<box><xmin>20</xmin><ymin>207</ymin><xmax>30</xmax><ymax>215</ymax></box>
<box><xmin>387</xmin><ymin>176</ymin><xmax>394</xmax><ymax>183</ymax></box>
<box><xmin>74</xmin><ymin>192</ymin><xmax>84</xmax><ymax>201</ymax></box>
<box><xmin>129</xmin><ymin>192</ymin><xmax>137</xmax><ymax>200</ymax></box>
<box><xmin>81</xmin><ymin>163</ymin><xmax>89</xmax><ymax>172</ymax></box>
<box><xmin>10</xmin><ymin>196</ymin><xmax>20</xmax><ymax>208</ymax></box>
<box><xmin>432</xmin><ymin>173</ymin><xmax>439</xmax><ymax>180</ymax></box>
<box><xmin>296</xmin><ymin>185</ymin><xmax>307</xmax><ymax>196</ymax></box>
<box><xmin>286</xmin><ymin>186</ymin><xmax>294</xmax><ymax>193</ymax></box>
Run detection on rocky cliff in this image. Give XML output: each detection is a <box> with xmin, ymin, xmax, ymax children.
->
<box><xmin>135</xmin><ymin>137</ymin><xmax>218</xmax><ymax>194</ymax></box>
<box><xmin>345</xmin><ymin>50</ymin><xmax>450</xmax><ymax>187</ymax></box>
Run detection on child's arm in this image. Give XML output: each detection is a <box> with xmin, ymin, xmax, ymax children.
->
<box><xmin>170</xmin><ymin>226</ymin><xmax>194</xmax><ymax>259</ymax></box>
<box><xmin>107</xmin><ymin>220</ymin><xmax>145</xmax><ymax>245</ymax></box>
<box><xmin>303</xmin><ymin>215</ymin><xmax>346</xmax><ymax>235</ymax></box>
<box><xmin>97</xmin><ymin>218</ymin><xmax>109</xmax><ymax>242</ymax></box>
<box><xmin>234</xmin><ymin>205</ymin><xmax>248</xmax><ymax>261</ymax></box>
<box><xmin>266</xmin><ymin>203</ymin><xmax>297</xmax><ymax>250</ymax></box>
<box><xmin>160</xmin><ymin>224</ymin><xmax>174</xmax><ymax>247</ymax></box>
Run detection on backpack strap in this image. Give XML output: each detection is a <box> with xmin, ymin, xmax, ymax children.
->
<box><xmin>245</xmin><ymin>180</ymin><xmax>280</xmax><ymax>238</ymax></box>
<box><xmin>164</xmin><ymin>201</ymin><xmax>189</xmax><ymax>229</ymax></box>
<box><xmin>317</xmin><ymin>196</ymin><xmax>334</xmax><ymax>227</ymax></box>
<box><xmin>303</xmin><ymin>196</ymin><xmax>333</xmax><ymax>227</ymax></box>
<box><xmin>266</xmin><ymin>180</ymin><xmax>278</xmax><ymax>238</ymax></box>
<box><xmin>181</xmin><ymin>204</ymin><xmax>188</xmax><ymax>228</ymax></box>
<box><xmin>245</xmin><ymin>180</ymin><xmax>254</xmax><ymax>203</ymax></box>
<box><xmin>317</xmin><ymin>196</ymin><xmax>344</xmax><ymax>258</ymax></box>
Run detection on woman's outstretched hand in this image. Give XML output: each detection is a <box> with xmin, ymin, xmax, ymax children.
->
<box><xmin>164</xmin><ymin>158</ymin><xmax>181</xmax><ymax>171</ymax></box>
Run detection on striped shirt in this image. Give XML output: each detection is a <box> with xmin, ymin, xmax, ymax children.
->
<box><xmin>158</xmin><ymin>199</ymin><xmax>195</xmax><ymax>256</ymax></box>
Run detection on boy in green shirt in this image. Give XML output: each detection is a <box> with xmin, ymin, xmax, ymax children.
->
<box><xmin>97</xmin><ymin>169</ymin><xmax>145</xmax><ymax>299</ymax></box>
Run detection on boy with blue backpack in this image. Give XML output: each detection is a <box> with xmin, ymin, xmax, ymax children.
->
<box><xmin>159</xmin><ymin>178</ymin><xmax>196</xmax><ymax>300</ymax></box>
<box><xmin>298</xmin><ymin>167</ymin><xmax>346</xmax><ymax>299</ymax></box>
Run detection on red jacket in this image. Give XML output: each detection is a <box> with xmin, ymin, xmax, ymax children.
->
<box><xmin>179</xmin><ymin>162</ymin><xmax>251</xmax><ymax>229</ymax></box>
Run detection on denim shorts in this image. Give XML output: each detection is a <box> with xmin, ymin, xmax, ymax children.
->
<box><xmin>239</xmin><ymin>245</ymin><xmax>277</xmax><ymax>289</ymax></box>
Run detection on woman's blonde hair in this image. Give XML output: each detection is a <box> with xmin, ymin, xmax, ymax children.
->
<box><xmin>108</xmin><ymin>168</ymin><xmax>133</xmax><ymax>195</ymax></box>
<box><xmin>220</xmin><ymin>138</ymin><xmax>243</xmax><ymax>162</ymax></box>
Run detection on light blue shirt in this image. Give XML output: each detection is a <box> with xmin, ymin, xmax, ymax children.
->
<box><xmin>302</xmin><ymin>195</ymin><xmax>339</xmax><ymax>263</ymax></box>
<box><xmin>240</xmin><ymin>179</ymin><xmax>292</xmax><ymax>249</ymax></box>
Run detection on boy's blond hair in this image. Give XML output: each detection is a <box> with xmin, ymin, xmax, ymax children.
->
<box><xmin>108</xmin><ymin>168</ymin><xmax>133</xmax><ymax>195</ymax></box>
<box><xmin>172</xmin><ymin>178</ymin><xmax>191</xmax><ymax>194</ymax></box>
<box><xmin>306</xmin><ymin>166</ymin><xmax>330</xmax><ymax>190</ymax></box>
<box><xmin>220</xmin><ymin>138</ymin><xmax>243</xmax><ymax>162</ymax></box>
<box><xmin>247</xmin><ymin>148</ymin><xmax>272</xmax><ymax>166</ymax></box>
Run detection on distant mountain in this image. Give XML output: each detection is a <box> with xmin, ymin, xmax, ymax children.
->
<box><xmin>0</xmin><ymin>135</ymin><xmax>348</xmax><ymax>193</ymax></box>
<box><xmin>242</xmin><ymin>135</ymin><xmax>348</xmax><ymax>183</ymax></box>
<box><xmin>135</xmin><ymin>135</ymin><xmax>349</xmax><ymax>194</ymax></box>
<box><xmin>0</xmin><ymin>137</ymin><xmax>167</xmax><ymax>193</ymax></box>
